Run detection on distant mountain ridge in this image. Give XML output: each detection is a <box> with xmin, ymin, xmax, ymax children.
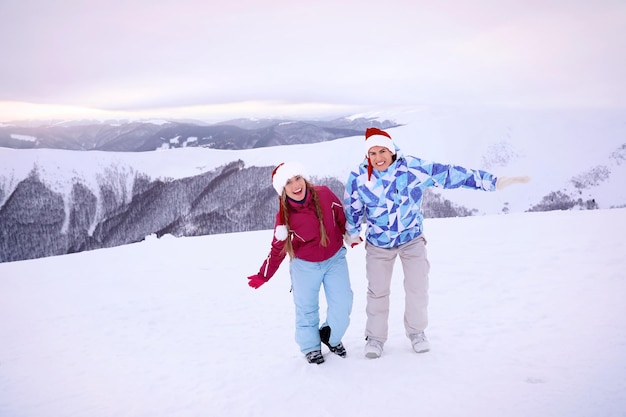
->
<box><xmin>1</xmin><ymin>107</ymin><xmax>625</xmax><ymax>263</ymax></box>
<box><xmin>0</xmin><ymin>117</ymin><xmax>399</xmax><ymax>152</ymax></box>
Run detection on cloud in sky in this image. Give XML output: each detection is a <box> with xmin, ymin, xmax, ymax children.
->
<box><xmin>1</xmin><ymin>0</ymin><xmax>625</xmax><ymax>121</ymax></box>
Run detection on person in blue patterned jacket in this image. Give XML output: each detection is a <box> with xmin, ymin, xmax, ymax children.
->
<box><xmin>343</xmin><ymin>127</ymin><xmax>530</xmax><ymax>359</ymax></box>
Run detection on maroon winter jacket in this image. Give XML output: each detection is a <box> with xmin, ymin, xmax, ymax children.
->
<box><xmin>257</xmin><ymin>185</ymin><xmax>346</xmax><ymax>281</ymax></box>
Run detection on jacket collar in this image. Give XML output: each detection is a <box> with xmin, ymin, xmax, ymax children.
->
<box><xmin>286</xmin><ymin>187</ymin><xmax>311</xmax><ymax>211</ymax></box>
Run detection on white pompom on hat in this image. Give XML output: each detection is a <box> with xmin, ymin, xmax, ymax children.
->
<box><xmin>271</xmin><ymin>161</ymin><xmax>308</xmax><ymax>195</ymax></box>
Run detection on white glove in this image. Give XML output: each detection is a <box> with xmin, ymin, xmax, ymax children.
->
<box><xmin>343</xmin><ymin>233</ymin><xmax>363</xmax><ymax>248</ymax></box>
<box><xmin>496</xmin><ymin>176</ymin><xmax>531</xmax><ymax>190</ymax></box>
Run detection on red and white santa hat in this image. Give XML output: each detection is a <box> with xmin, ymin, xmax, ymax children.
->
<box><xmin>364</xmin><ymin>127</ymin><xmax>396</xmax><ymax>180</ymax></box>
<box><xmin>271</xmin><ymin>161</ymin><xmax>308</xmax><ymax>241</ymax></box>
<box><xmin>272</xmin><ymin>161</ymin><xmax>308</xmax><ymax>195</ymax></box>
<box><xmin>364</xmin><ymin>127</ymin><xmax>396</xmax><ymax>157</ymax></box>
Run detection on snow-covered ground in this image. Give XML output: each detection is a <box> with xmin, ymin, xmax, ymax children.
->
<box><xmin>1</xmin><ymin>208</ymin><xmax>625</xmax><ymax>417</ymax></box>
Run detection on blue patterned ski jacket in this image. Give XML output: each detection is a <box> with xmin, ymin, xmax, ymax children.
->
<box><xmin>344</xmin><ymin>149</ymin><xmax>498</xmax><ymax>248</ymax></box>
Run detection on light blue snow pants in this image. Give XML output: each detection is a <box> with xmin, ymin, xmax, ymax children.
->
<box><xmin>289</xmin><ymin>246</ymin><xmax>353</xmax><ymax>354</ymax></box>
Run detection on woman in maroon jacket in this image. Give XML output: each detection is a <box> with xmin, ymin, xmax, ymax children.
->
<box><xmin>247</xmin><ymin>162</ymin><xmax>354</xmax><ymax>365</ymax></box>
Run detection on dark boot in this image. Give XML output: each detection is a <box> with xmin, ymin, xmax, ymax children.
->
<box><xmin>319</xmin><ymin>325</ymin><xmax>347</xmax><ymax>358</ymax></box>
<box><xmin>305</xmin><ymin>350</ymin><xmax>325</xmax><ymax>364</ymax></box>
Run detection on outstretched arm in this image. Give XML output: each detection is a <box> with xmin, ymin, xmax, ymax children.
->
<box><xmin>410</xmin><ymin>156</ymin><xmax>497</xmax><ymax>191</ymax></box>
<box><xmin>247</xmin><ymin>217</ymin><xmax>288</xmax><ymax>289</ymax></box>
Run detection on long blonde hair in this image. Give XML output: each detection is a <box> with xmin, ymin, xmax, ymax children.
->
<box><xmin>279</xmin><ymin>180</ymin><xmax>329</xmax><ymax>259</ymax></box>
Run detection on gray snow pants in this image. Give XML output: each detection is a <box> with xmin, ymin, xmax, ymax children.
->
<box><xmin>364</xmin><ymin>235</ymin><xmax>430</xmax><ymax>343</ymax></box>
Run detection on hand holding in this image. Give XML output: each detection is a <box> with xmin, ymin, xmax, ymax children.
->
<box><xmin>496</xmin><ymin>176</ymin><xmax>531</xmax><ymax>190</ymax></box>
<box><xmin>247</xmin><ymin>274</ymin><xmax>268</xmax><ymax>289</ymax></box>
<box><xmin>344</xmin><ymin>233</ymin><xmax>363</xmax><ymax>248</ymax></box>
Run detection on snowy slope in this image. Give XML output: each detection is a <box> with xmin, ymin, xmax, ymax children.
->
<box><xmin>1</xmin><ymin>208</ymin><xmax>625</xmax><ymax>417</ymax></box>
<box><xmin>2</xmin><ymin>106</ymin><xmax>626</xmax><ymax>217</ymax></box>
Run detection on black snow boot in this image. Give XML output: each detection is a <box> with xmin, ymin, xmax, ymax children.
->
<box><xmin>319</xmin><ymin>325</ymin><xmax>347</xmax><ymax>358</ymax></box>
<box><xmin>305</xmin><ymin>350</ymin><xmax>325</xmax><ymax>364</ymax></box>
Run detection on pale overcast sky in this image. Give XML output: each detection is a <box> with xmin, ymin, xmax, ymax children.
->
<box><xmin>1</xmin><ymin>0</ymin><xmax>624</xmax><ymax>122</ymax></box>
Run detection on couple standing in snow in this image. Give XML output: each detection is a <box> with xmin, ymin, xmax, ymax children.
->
<box><xmin>247</xmin><ymin>127</ymin><xmax>530</xmax><ymax>364</ymax></box>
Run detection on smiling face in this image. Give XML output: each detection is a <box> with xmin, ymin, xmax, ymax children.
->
<box><xmin>368</xmin><ymin>146</ymin><xmax>394</xmax><ymax>172</ymax></box>
<box><xmin>284</xmin><ymin>175</ymin><xmax>307</xmax><ymax>201</ymax></box>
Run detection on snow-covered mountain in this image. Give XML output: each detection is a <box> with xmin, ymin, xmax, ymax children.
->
<box><xmin>1</xmin><ymin>105</ymin><xmax>625</xmax><ymax>263</ymax></box>
<box><xmin>0</xmin><ymin>117</ymin><xmax>397</xmax><ymax>151</ymax></box>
